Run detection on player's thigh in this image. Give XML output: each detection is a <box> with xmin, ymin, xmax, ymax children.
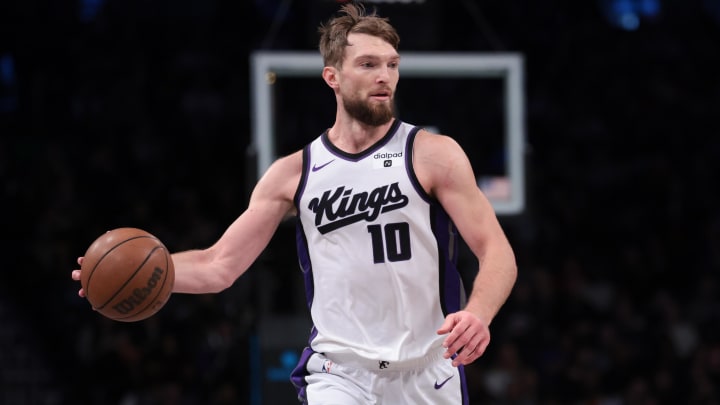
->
<box><xmin>303</xmin><ymin>353</ymin><xmax>372</xmax><ymax>405</ymax></box>
<box><xmin>384</xmin><ymin>361</ymin><xmax>465</xmax><ymax>404</ymax></box>
<box><xmin>305</xmin><ymin>372</ymin><xmax>368</xmax><ymax>405</ymax></box>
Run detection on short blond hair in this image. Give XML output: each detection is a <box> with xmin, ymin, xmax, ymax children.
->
<box><xmin>317</xmin><ymin>2</ymin><xmax>400</xmax><ymax>68</ymax></box>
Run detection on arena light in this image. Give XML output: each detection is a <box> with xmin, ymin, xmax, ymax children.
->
<box><xmin>600</xmin><ymin>0</ymin><xmax>662</xmax><ymax>30</ymax></box>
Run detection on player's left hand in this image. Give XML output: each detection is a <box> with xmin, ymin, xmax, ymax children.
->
<box><xmin>437</xmin><ymin>310</ymin><xmax>490</xmax><ymax>367</ymax></box>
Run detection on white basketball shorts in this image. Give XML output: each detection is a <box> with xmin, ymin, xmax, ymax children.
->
<box><xmin>291</xmin><ymin>347</ymin><xmax>469</xmax><ymax>404</ymax></box>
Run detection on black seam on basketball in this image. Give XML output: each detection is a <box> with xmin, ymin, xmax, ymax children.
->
<box><xmin>114</xmin><ymin>247</ymin><xmax>171</xmax><ymax>321</ymax></box>
<box><xmin>95</xmin><ymin>244</ymin><xmax>164</xmax><ymax>310</ymax></box>
<box><xmin>85</xmin><ymin>235</ymin><xmax>155</xmax><ymax>299</ymax></box>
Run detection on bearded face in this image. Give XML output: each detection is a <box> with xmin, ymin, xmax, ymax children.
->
<box><xmin>342</xmin><ymin>90</ymin><xmax>395</xmax><ymax>127</ymax></box>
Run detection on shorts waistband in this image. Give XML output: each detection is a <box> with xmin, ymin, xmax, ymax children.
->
<box><xmin>324</xmin><ymin>346</ymin><xmax>446</xmax><ymax>371</ymax></box>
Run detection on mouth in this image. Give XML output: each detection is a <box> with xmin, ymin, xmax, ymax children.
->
<box><xmin>370</xmin><ymin>90</ymin><xmax>392</xmax><ymax>101</ymax></box>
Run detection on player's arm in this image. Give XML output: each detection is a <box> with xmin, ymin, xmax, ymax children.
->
<box><xmin>414</xmin><ymin>130</ymin><xmax>517</xmax><ymax>366</ymax></box>
<box><xmin>170</xmin><ymin>151</ymin><xmax>302</xmax><ymax>294</ymax></box>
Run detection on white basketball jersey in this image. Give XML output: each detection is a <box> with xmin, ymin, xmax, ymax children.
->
<box><xmin>294</xmin><ymin>120</ymin><xmax>464</xmax><ymax>362</ymax></box>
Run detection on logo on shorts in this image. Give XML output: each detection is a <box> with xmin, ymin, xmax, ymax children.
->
<box><xmin>321</xmin><ymin>360</ymin><xmax>334</xmax><ymax>373</ymax></box>
<box><xmin>378</xmin><ymin>361</ymin><xmax>390</xmax><ymax>370</ymax></box>
<box><xmin>434</xmin><ymin>375</ymin><xmax>454</xmax><ymax>389</ymax></box>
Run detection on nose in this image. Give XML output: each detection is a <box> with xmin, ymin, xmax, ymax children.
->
<box><xmin>376</xmin><ymin>66</ymin><xmax>390</xmax><ymax>83</ymax></box>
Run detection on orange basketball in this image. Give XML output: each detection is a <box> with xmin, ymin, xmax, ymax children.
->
<box><xmin>80</xmin><ymin>227</ymin><xmax>175</xmax><ymax>322</ymax></box>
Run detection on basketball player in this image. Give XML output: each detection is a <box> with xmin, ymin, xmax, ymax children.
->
<box><xmin>73</xmin><ymin>3</ymin><xmax>517</xmax><ymax>403</ymax></box>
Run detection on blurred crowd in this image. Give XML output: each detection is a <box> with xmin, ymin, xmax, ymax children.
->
<box><xmin>2</xmin><ymin>1</ymin><xmax>720</xmax><ymax>404</ymax></box>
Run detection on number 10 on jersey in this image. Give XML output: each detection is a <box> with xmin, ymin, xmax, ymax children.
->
<box><xmin>367</xmin><ymin>222</ymin><xmax>412</xmax><ymax>263</ymax></box>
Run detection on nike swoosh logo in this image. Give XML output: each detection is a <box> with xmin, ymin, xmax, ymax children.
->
<box><xmin>312</xmin><ymin>159</ymin><xmax>335</xmax><ymax>172</ymax></box>
<box><xmin>434</xmin><ymin>375</ymin><xmax>454</xmax><ymax>390</ymax></box>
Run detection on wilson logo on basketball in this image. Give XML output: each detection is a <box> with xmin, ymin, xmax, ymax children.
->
<box><xmin>113</xmin><ymin>267</ymin><xmax>165</xmax><ymax>314</ymax></box>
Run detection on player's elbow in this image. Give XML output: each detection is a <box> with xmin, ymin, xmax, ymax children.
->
<box><xmin>205</xmin><ymin>246</ymin><xmax>245</xmax><ymax>293</ymax></box>
<box><xmin>482</xmin><ymin>240</ymin><xmax>518</xmax><ymax>284</ymax></box>
<box><xmin>503</xmin><ymin>244</ymin><xmax>519</xmax><ymax>281</ymax></box>
<box><xmin>508</xmin><ymin>258</ymin><xmax>519</xmax><ymax>285</ymax></box>
<box><xmin>215</xmin><ymin>269</ymin><xmax>239</xmax><ymax>293</ymax></box>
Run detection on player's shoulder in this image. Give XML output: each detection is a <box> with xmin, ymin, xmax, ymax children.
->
<box><xmin>255</xmin><ymin>150</ymin><xmax>303</xmax><ymax>199</ymax></box>
<box><xmin>413</xmin><ymin>128</ymin><xmax>465</xmax><ymax>161</ymax></box>
<box><xmin>266</xmin><ymin>149</ymin><xmax>303</xmax><ymax>177</ymax></box>
<box><xmin>411</xmin><ymin>128</ymin><xmax>474</xmax><ymax>195</ymax></box>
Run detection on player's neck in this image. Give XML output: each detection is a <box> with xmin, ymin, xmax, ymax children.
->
<box><xmin>328</xmin><ymin>117</ymin><xmax>395</xmax><ymax>154</ymax></box>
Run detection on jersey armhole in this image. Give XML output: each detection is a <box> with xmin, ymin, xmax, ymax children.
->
<box><xmin>293</xmin><ymin>145</ymin><xmax>311</xmax><ymax>210</ymax></box>
<box><xmin>406</xmin><ymin>127</ymin><xmax>435</xmax><ymax>204</ymax></box>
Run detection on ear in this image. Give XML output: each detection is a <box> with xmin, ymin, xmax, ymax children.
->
<box><xmin>322</xmin><ymin>66</ymin><xmax>339</xmax><ymax>89</ymax></box>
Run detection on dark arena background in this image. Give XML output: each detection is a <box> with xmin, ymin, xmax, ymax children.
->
<box><xmin>2</xmin><ymin>0</ymin><xmax>720</xmax><ymax>403</ymax></box>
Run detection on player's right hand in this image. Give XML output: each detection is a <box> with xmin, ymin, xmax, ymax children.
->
<box><xmin>72</xmin><ymin>256</ymin><xmax>86</xmax><ymax>298</ymax></box>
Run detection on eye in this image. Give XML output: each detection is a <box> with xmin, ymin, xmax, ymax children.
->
<box><xmin>388</xmin><ymin>61</ymin><xmax>399</xmax><ymax>69</ymax></box>
<box><xmin>361</xmin><ymin>61</ymin><xmax>375</xmax><ymax>68</ymax></box>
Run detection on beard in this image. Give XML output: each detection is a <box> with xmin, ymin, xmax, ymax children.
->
<box><xmin>343</xmin><ymin>94</ymin><xmax>395</xmax><ymax>126</ymax></box>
